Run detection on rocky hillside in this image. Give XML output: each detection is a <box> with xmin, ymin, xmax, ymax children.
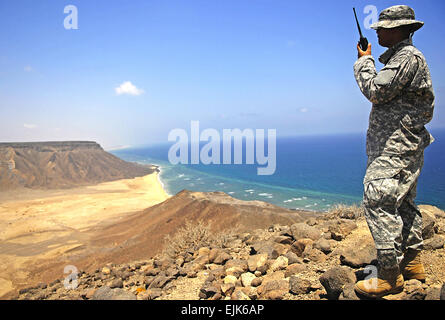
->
<box><xmin>87</xmin><ymin>189</ymin><xmax>320</xmax><ymax>264</ymax></box>
<box><xmin>0</xmin><ymin>141</ymin><xmax>155</xmax><ymax>190</ymax></box>
<box><xmin>16</xmin><ymin>204</ymin><xmax>445</xmax><ymax>300</ymax></box>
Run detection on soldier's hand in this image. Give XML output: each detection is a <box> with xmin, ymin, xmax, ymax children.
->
<box><xmin>357</xmin><ymin>43</ymin><xmax>372</xmax><ymax>58</ymax></box>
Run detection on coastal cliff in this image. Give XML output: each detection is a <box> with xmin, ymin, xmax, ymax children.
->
<box><xmin>0</xmin><ymin>141</ymin><xmax>156</xmax><ymax>190</ymax></box>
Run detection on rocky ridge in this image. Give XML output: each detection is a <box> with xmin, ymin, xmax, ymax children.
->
<box><xmin>16</xmin><ymin>205</ymin><xmax>445</xmax><ymax>300</ymax></box>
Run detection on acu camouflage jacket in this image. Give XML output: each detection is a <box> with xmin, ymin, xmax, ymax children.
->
<box><xmin>354</xmin><ymin>38</ymin><xmax>435</xmax><ymax>181</ymax></box>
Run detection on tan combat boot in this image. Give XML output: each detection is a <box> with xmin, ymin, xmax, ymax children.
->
<box><xmin>399</xmin><ymin>250</ymin><xmax>426</xmax><ymax>283</ymax></box>
<box><xmin>354</xmin><ymin>268</ymin><xmax>404</xmax><ymax>298</ymax></box>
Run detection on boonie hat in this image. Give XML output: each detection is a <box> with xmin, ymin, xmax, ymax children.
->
<box><xmin>370</xmin><ymin>5</ymin><xmax>424</xmax><ymax>32</ymax></box>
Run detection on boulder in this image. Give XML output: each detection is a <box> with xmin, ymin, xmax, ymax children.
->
<box><xmin>291</xmin><ymin>223</ymin><xmax>322</xmax><ymax>241</ymax></box>
<box><xmin>327</xmin><ymin>219</ymin><xmax>357</xmax><ymax>241</ymax></box>
<box><xmin>339</xmin><ymin>237</ymin><xmax>377</xmax><ymax>268</ymax></box>
<box><xmin>423</xmin><ymin>235</ymin><xmax>444</xmax><ymax>250</ymax></box>
<box><xmin>319</xmin><ymin>266</ymin><xmax>357</xmax><ymax>300</ymax></box>
<box><xmin>314</xmin><ymin>238</ymin><xmax>332</xmax><ymax>254</ymax></box>
<box><xmin>421</xmin><ymin>209</ymin><xmax>436</xmax><ymax>240</ymax></box>
<box><xmin>289</xmin><ymin>276</ymin><xmax>312</xmax><ymax>295</ymax></box>
<box><xmin>247</xmin><ymin>254</ymin><xmax>269</xmax><ymax>272</ymax></box>
<box><xmin>250</xmin><ymin>241</ymin><xmax>275</xmax><ymax>258</ymax></box>
<box><xmin>302</xmin><ymin>247</ymin><xmax>327</xmax><ymax>263</ymax></box>
<box><xmin>257</xmin><ymin>278</ymin><xmax>289</xmax><ymax>300</ymax></box>
<box><xmin>291</xmin><ymin>238</ymin><xmax>314</xmax><ymax>257</ymax></box>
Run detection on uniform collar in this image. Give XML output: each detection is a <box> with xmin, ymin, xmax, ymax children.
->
<box><xmin>378</xmin><ymin>38</ymin><xmax>413</xmax><ymax>65</ymax></box>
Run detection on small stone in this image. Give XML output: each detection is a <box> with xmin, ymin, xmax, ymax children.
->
<box><xmin>197</xmin><ymin>247</ymin><xmax>210</xmax><ymax>257</ymax></box>
<box><xmin>109</xmin><ymin>278</ymin><xmax>123</xmax><ymax>289</ymax></box>
<box><xmin>285</xmin><ymin>251</ymin><xmax>302</xmax><ymax>265</ymax></box>
<box><xmin>421</xmin><ymin>209</ymin><xmax>436</xmax><ymax>240</ymax></box>
<box><xmin>221</xmin><ymin>283</ymin><xmax>235</xmax><ymax>296</ymax></box>
<box><xmin>338</xmin><ymin>283</ymin><xmax>360</xmax><ymax>300</ymax></box>
<box><xmin>274</xmin><ymin>235</ymin><xmax>293</xmax><ymax>245</ymax></box>
<box><xmin>440</xmin><ymin>283</ymin><xmax>445</xmax><ymax>300</ymax></box>
<box><xmin>224</xmin><ymin>275</ymin><xmax>238</xmax><ymax>285</ymax></box>
<box><xmin>269</xmin><ymin>256</ymin><xmax>288</xmax><ymax>272</ymax></box>
<box><xmin>231</xmin><ymin>288</ymin><xmax>251</xmax><ymax>300</ymax></box>
<box><xmin>92</xmin><ymin>286</ymin><xmax>136</xmax><ymax>300</ymax></box>
<box><xmin>101</xmin><ymin>267</ymin><xmax>111</xmax><ymax>275</ymax></box>
<box><xmin>285</xmin><ymin>263</ymin><xmax>306</xmax><ymax>278</ymax></box>
<box><xmin>84</xmin><ymin>288</ymin><xmax>96</xmax><ymax>300</ymax></box>
<box><xmin>314</xmin><ymin>238</ymin><xmax>332</xmax><ymax>254</ymax></box>
<box><xmin>240</xmin><ymin>272</ymin><xmax>256</xmax><ymax>287</ymax></box>
<box><xmin>271</xmin><ymin>243</ymin><xmax>289</xmax><ymax>259</ymax></box>
<box><xmin>247</xmin><ymin>254</ymin><xmax>268</xmax><ymax>272</ymax></box>
<box><xmin>291</xmin><ymin>238</ymin><xmax>313</xmax><ymax>257</ymax></box>
<box><xmin>199</xmin><ymin>285</ymin><xmax>219</xmax><ymax>299</ymax></box>
<box><xmin>225</xmin><ymin>266</ymin><xmax>245</xmax><ymax>277</ymax></box>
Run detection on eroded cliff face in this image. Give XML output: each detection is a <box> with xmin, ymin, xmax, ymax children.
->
<box><xmin>0</xmin><ymin>141</ymin><xmax>155</xmax><ymax>190</ymax></box>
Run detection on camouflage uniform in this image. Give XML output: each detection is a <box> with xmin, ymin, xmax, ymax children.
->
<box><xmin>353</xmin><ymin>12</ymin><xmax>435</xmax><ymax>269</ymax></box>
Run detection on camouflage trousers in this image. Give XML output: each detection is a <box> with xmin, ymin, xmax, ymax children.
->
<box><xmin>363</xmin><ymin>153</ymin><xmax>424</xmax><ymax>269</ymax></box>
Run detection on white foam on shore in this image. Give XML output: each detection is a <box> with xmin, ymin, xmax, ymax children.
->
<box><xmin>154</xmin><ymin>165</ymin><xmax>173</xmax><ymax>197</ymax></box>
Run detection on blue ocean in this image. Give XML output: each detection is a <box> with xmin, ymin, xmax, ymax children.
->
<box><xmin>111</xmin><ymin>128</ymin><xmax>445</xmax><ymax>212</ymax></box>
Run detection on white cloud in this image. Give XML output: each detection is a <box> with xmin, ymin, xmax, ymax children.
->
<box><xmin>24</xmin><ymin>123</ymin><xmax>37</xmax><ymax>129</ymax></box>
<box><xmin>24</xmin><ymin>66</ymin><xmax>33</xmax><ymax>72</ymax></box>
<box><xmin>300</xmin><ymin>108</ymin><xmax>308</xmax><ymax>113</ymax></box>
<box><xmin>115</xmin><ymin>81</ymin><xmax>144</xmax><ymax>96</ymax></box>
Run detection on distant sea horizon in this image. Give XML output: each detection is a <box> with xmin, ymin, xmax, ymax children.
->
<box><xmin>111</xmin><ymin>128</ymin><xmax>445</xmax><ymax>212</ymax></box>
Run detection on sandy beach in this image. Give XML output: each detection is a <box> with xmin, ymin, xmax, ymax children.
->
<box><xmin>0</xmin><ymin>171</ymin><xmax>170</xmax><ymax>298</ymax></box>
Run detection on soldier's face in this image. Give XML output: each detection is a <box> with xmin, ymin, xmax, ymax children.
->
<box><xmin>376</xmin><ymin>28</ymin><xmax>395</xmax><ymax>48</ymax></box>
<box><xmin>377</xmin><ymin>27</ymin><xmax>410</xmax><ymax>48</ymax></box>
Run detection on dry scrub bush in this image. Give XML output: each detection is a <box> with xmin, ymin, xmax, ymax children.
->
<box><xmin>328</xmin><ymin>203</ymin><xmax>365</xmax><ymax>219</ymax></box>
<box><xmin>163</xmin><ymin>219</ymin><xmax>239</xmax><ymax>259</ymax></box>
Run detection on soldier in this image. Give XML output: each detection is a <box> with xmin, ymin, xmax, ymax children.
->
<box><xmin>353</xmin><ymin>5</ymin><xmax>435</xmax><ymax>298</ymax></box>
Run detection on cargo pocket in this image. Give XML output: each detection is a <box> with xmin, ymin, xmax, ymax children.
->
<box><xmin>363</xmin><ymin>155</ymin><xmax>404</xmax><ymax>184</ymax></box>
<box><xmin>364</xmin><ymin>176</ymin><xmax>400</xmax><ymax>209</ymax></box>
<box><xmin>363</xmin><ymin>155</ymin><xmax>403</xmax><ymax>209</ymax></box>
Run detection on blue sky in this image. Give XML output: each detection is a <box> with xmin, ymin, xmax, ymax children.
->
<box><xmin>1</xmin><ymin>0</ymin><xmax>444</xmax><ymax>149</ymax></box>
